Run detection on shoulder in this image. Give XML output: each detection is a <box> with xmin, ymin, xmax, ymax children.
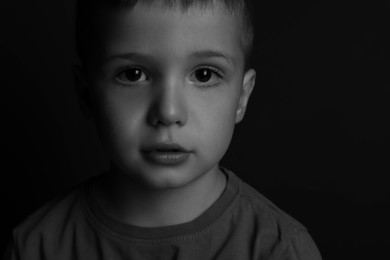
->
<box><xmin>234</xmin><ymin>174</ymin><xmax>306</xmax><ymax>234</ymax></box>
<box><xmin>9</xmin><ymin>180</ymin><xmax>92</xmax><ymax>258</ymax></box>
<box><xmin>15</xmin><ymin>186</ymin><xmax>84</xmax><ymax>232</ymax></box>
<box><xmin>227</xmin><ymin>171</ymin><xmax>322</xmax><ymax>259</ymax></box>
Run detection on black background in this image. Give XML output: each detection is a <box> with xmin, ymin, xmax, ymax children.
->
<box><xmin>1</xmin><ymin>0</ymin><xmax>389</xmax><ymax>259</ymax></box>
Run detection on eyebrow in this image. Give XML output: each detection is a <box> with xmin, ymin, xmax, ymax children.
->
<box><xmin>104</xmin><ymin>50</ymin><xmax>235</xmax><ymax>66</ymax></box>
<box><xmin>189</xmin><ymin>50</ymin><xmax>235</xmax><ymax>65</ymax></box>
<box><xmin>103</xmin><ymin>53</ymin><xmax>152</xmax><ymax>64</ymax></box>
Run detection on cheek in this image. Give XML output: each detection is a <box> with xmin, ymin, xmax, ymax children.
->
<box><xmin>91</xmin><ymin>88</ymin><xmax>146</xmax><ymax>149</ymax></box>
<box><xmin>197</xmin><ymin>92</ymin><xmax>239</xmax><ymax>156</ymax></box>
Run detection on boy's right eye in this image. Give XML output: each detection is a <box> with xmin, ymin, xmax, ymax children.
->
<box><xmin>116</xmin><ymin>67</ymin><xmax>149</xmax><ymax>84</ymax></box>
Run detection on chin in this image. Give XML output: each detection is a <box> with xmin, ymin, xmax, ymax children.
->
<box><xmin>124</xmin><ymin>165</ymin><xmax>201</xmax><ymax>190</ymax></box>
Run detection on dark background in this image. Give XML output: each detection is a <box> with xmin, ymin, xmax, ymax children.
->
<box><xmin>1</xmin><ymin>0</ymin><xmax>389</xmax><ymax>259</ymax></box>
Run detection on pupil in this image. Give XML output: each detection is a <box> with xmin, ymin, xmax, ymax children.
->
<box><xmin>126</xmin><ymin>69</ymin><xmax>142</xmax><ymax>81</ymax></box>
<box><xmin>196</xmin><ymin>69</ymin><xmax>211</xmax><ymax>82</ymax></box>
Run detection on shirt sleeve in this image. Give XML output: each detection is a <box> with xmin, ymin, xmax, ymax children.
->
<box><xmin>279</xmin><ymin>229</ymin><xmax>323</xmax><ymax>260</ymax></box>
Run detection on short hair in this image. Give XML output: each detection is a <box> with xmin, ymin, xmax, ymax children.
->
<box><xmin>75</xmin><ymin>0</ymin><xmax>255</xmax><ymax>69</ymax></box>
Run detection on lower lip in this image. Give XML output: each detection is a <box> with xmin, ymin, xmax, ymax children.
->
<box><xmin>143</xmin><ymin>151</ymin><xmax>191</xmax><ymax>166</ymax></box>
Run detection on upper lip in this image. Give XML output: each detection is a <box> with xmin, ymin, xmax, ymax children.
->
<box><xmin>142</xmin><ymin>142</ymin><xmax>191</xmax><ymax>153</ymax></box>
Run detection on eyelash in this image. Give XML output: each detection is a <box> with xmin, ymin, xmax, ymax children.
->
<box><xmin>115</xmin><ymin>66</ymin><xmax>149</xmax><ymax>85</ymax></box>
<box><xmin>114</xmin><ymin>65</ymin><xmax>224</xmax><ymax>87</ymax></box>
<box><xmin>191</xmin><ymin>66</ymin><xmax>224</xmax><ymax>88</ymax></box>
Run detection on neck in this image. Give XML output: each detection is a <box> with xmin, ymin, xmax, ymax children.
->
<box><xmin>95</xmin><ymin>166</ymin><xmax>226</xmax><ymax>227</ymax></box>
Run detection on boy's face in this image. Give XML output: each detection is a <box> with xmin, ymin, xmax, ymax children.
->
<box><xmin>83</xmin><ymin>2</ymin><xmax>255</xmax><ymax>189</ymax></box>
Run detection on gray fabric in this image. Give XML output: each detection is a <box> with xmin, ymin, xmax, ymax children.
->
<box><xmin>4</xmin><ymin>169</ymin><xmax>322</xmax><ymax>260</ymax></box>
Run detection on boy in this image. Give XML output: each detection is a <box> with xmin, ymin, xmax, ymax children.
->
<box><xmin>4</xmin><ymin>0</ymin><xmax>322</xmax><ymax>259</ymax></box>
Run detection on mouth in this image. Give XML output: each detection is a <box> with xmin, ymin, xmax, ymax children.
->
<box><xmin>142</xmin><ymin>143</ymin><xmax>192</xmax><ymax>166</ymax></box>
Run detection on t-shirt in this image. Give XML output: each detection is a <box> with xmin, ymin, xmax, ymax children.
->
<box><xmin>4</xmin><ymin>169</ymin><xmax>322</xmax><ymax>260</ymax></box>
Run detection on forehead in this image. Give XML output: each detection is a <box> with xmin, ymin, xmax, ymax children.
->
<box><xmin>93</xmin><ymin>2</ymin><xmax>245</xmax><ymax>67</ymax></box>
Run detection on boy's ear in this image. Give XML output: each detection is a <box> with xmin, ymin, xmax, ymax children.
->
<box><xmin>236</xmin><ymin>69</ymin><xmax>256</xmax><ymax>123</ymax></box>
<box><xmin>73</xmin><ymin>65</ymin><xmax>92</xmax><ymax>118</ymax></box>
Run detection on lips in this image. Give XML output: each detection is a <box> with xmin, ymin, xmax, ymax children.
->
<box><xmin>142</xmin><ymin>143</ymin><xmax>192</xmax><ymax>165</ymax></box>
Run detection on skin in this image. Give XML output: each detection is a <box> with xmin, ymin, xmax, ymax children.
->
<box><xmin>77</xmin><ymin>1</ymin><xmax>256</xmax><ymax>227</ymax></box>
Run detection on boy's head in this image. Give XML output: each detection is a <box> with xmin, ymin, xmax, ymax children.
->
<box><xmin>75</xmin><ymin>0</ymin><xmax>256</xmax><ymax>189</ymax></box>
<box><xmin>76</xmin><ymin>0</ymin><xmax>255</xmax><ymax>70</ymax></box>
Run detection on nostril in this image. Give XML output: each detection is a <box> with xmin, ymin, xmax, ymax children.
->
<box><xmin>147</xmin><ymin>108</ymin><xmax>187</xmax><ymax>128</ymax></box>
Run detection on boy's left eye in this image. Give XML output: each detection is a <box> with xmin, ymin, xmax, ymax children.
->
<box><xmin>190</xmin><ymin>67</ymin><xmax>223</xmax><ymax>87</ymax></box>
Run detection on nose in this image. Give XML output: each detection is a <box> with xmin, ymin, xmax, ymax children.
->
<box><xmin>147</xmin><ymin>78</ymin><xmax>188</xmax><ymax>128</ymax></box>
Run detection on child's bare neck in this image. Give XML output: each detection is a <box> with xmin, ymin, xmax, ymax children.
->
<box><xmin>94</xmin><ymin>167</ymin><xmax>227</xmax><ymax>228</ymax></box>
